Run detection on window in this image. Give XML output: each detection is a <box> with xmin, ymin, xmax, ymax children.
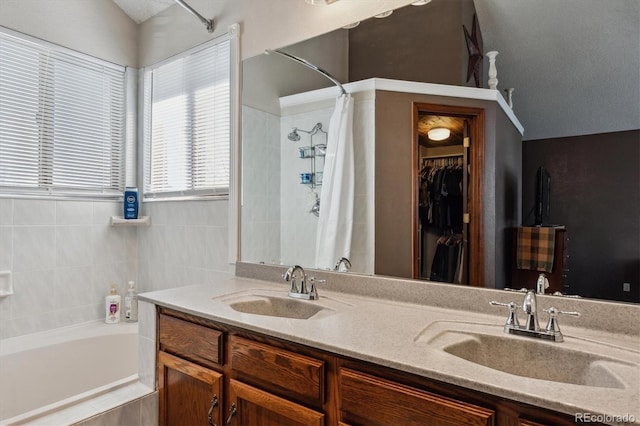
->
<box><xmin>0</xmin><ymin>28</ymin><xmax>126</xmax><ymax>197</ymax></box>
<box><xmin>143</xmin><ymin>35</ymin><xmax>231</xmax><ymax>200</ymax></box>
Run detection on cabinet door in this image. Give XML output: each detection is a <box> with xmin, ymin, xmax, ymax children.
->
<box><xmin>158</xmin><ymin>351</ymin><xmax>223</xmax><ymax>426</ymax></box>
<box><xmin>340</xmin><ymin>368</ymin><xmax>494</xmax><ymax>426</ymax></box>
<box><xmin>227</xmin><ymin>379</ymin><xmax>324</xmax><ymax>426</ymax></box>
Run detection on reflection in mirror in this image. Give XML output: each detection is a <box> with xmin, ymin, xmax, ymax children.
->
<box><xmin>241</xmin><ymin>0</ymin><xmax>639</xmax><ymax>304</ymax></box>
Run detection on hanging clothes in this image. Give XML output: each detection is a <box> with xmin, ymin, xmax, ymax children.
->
<box><xmin>430</xmin><ymin>233</ymin><xmax>463</xmax><ymax>283</ymax></box>
<box><xmin>419</xmin><ymin>158</ymin><xmax>464</xmax><ymax>233</ymax></box>
<box><xmin>419</xmin><ymin>157</ymin><xmax>465</xmax><ymax>283</ymax></box>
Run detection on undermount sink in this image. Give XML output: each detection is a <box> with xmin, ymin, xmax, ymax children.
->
<box><xmin>228</xmin><ymin>296</ymin><xmax>327</xmax><ymax>319</ymax></box>
<box><xmin>214</xmin><ymin>289</ymin><xmax>352</xmax><ymax>320</ymax></box>
<box><xmin>416</xmin><ymin>321</ymin><xmax>640</xmax><ymax>389</ymax></box>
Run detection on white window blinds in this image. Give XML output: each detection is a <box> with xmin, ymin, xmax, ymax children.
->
<box><xmin>143</xmin><ymin>36</ymin><xmax>230</xmax><ymax>199</ymax></box>
<box><xmin>0</xmin><ymin>28</ymin><xmax>126</xmax><ymax>196</ymax></box>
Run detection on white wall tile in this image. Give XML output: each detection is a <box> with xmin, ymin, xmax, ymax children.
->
<box><xmin>1</xmin><ymin>194</ymin><xmax>231</xmax><ymax>338</ymax></box>
<box><xmin>92</xmin><ymin>201</ymin><xmax>121</xmax><ymax>225</ymax></box>
<box><xmin>13</xmin><ymin>200</ymin><xmax>56</xmax><ymax>225</ymax></box>
<box><xmin>10</xmin><ymin>269</ymin><xmax>56</xmax><ymax>317</ymax></box>
<box><xmin>13</xmin><ymin>226</ymin><xmax>56</xmax><ymax>271</ymax></box>
<box><xmin>0</xmin><ymin>226</ymin><xmax>12</xmax><ymax>271</ymax></box>
<box><xmin>56</xmin><ymin>226</ymin><xmax>94</xmax><ymax>267</ymax></box>
<box><xmin>0</xmin><ymin>199</ymin><xmax>13</xmax><ymax>225</ymax></box>
<box><xmin>56</xmin><ymin>201</ymin><xmax>93</xmax><ymax>226</ymax></box>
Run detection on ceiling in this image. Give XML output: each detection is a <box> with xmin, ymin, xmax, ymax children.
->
<box><xmin>112</xmin><ymin>0</ymin><xmax>174</xmax><ymax>24</ymax></box>
<box><xmin>115</xmin><ymin>0</ymin><xmax>639</xmax><ymax>141</ymax></box>
<box><xmin>473</xmin><ymin>0</ymin><xmax>639</xmax><ymax>140</ymax></box>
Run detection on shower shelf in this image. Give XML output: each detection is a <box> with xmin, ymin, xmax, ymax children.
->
<box><xmin>110</xmin><ymin>216</ymin><xmax>151</xmax><ymax>227</ymax></box>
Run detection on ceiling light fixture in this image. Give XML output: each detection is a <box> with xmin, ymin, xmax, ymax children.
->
<box><xmin>427</xmin><ymin>128</ymin><xmax>451</xmax><ymax>141</ymax></box>
<box><xmin>304</xmin><ymin>0</ymin><xmax>338</xmax><ymax>4</ymax></box>
<box><xmin>342</xmin><ymin>21</ymin><xmax>361</xmax><ymax>29</ymax></box>
<box><xmin>411</xmin><ymin>0</ymin><xmax>432</xmax><ymax>5</ymax></box>
<box><xmin>374</xmin><ymin>10</ymin><xmax>393</xmax><ymax>18</ymax></box>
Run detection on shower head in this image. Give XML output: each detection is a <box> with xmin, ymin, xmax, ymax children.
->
<box><xmin>287</xmin><ymin>123</ymin><xmax>324</xmax><ymax>142</ymax></box>
<box><xmin>288</xmin><ymin>128</ymin><xmax>301</xmax><ymax>141</ymax></box>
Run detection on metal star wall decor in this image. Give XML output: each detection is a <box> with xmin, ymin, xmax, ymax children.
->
<box><xmin>463</xmin><ymin>14</ymin><xmax>483</xmax><ymax>88</ymax></box>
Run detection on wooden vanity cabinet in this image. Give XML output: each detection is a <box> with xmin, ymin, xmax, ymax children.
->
<box><xmin>157</xmin><ymin>351</ymin><xmax>223</xmax><ymax>426</ymax></box>
<box><xmin>339</xmin><ymin>367</ymin><xmax>494</xmax><ymax>426</ymax></box>
<box><xmin>157</xmin><ymin>312</ymin><xmax>225</xmax><ymax>426</ymax></box>
<box><xmin>156</xmin><ymin>308</ymin><xmax>586</xmax><ymax>426</ymax></box>
<box><xmin>228</xmin><ymin>379</ymin><xmax>324</xmax><ymax>426</ymax></box>
<box><xmin>226</xmin><ymin>336</ymin><xmax>327</xmax><ymax>425</ymax></box>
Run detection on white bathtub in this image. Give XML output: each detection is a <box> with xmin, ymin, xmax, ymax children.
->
<box><xmin>0</xmin><ymin>321</ymin><xmax>147</xmax><ymax>425</ymax></box>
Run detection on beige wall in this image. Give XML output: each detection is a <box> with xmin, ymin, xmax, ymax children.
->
<box><xmin>0</xmin><ymin>0</ymin><xmax>138</xmax><ymax>66</ymax></box>
<box><xmin>0</xmin><ymin>0</ymin><xmax>417</xmax><ymax>68</ymax></box>
<box><xmin>349</xmin><ymin>0</ymin><xmax>475</xmax><ymax>86</ymax></box>
<box><xmin>374</xmin><ymin>91</ymin><xmax>522</xmax><ymax>286</ymax></box>
<box><xmin>138</xmin><ymin>0</ymin><xmax>418</xmax><ymax>67</ymax></box>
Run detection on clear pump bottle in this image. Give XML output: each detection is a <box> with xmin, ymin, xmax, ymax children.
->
<box><xmin>124</xmin><ymin>281</ymin><xmax>138</xmax><ymax>322</ymax></box>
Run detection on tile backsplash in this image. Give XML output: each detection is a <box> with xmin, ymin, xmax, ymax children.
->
<box><xmin>0</xmin><ymin>197</ymin><xmax>232</xmax><ymax>339</ymax></box>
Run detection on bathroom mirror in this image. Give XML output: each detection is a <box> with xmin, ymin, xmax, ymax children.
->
<box><xmin>240</xmin><ymin>0</ymin><xmax>639</xmax><ymax>303</ymax></box>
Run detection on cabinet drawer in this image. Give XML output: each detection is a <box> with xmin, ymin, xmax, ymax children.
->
<box><xmin>159</xmin><ymin>314</ymin><xmax>223</xmax><ymax>368</ymax></box>
<box><xmin>339</xmin><ymin>368</ymin><xmax>494</xmax><ymax>426</ymax></box>
<box><xmin>230</xmin><ymin>336</ymin><xmax>325</xmax><ymax>406</ymax></box>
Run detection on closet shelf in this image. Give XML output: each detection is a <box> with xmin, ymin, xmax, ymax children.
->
<box><xmin>110</xmin><ymin>216</ymin><xmax>151</xmax><ymax>227</ymax></box>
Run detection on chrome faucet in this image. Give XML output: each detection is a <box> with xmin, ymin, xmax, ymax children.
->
<box><xmin>522</xmin><ymin>290</ymin><xmax>540</xmax><ymax>331</ymax></box>
<box><xmin>491</xmin><ymin>289</ymin><xmax>581</xmax><ymax>342</ymax></box>
<box><xmin>283</xmin><ymin>265</ymin><xmax>325</xmax><ymax>300</ymax></box>
<box><xmin>334</xmin><ymin>257</ymin><xmax>352</xmax><ymax>272</ymax></box>
<box><xmin>283</xmin><ymin>265</ymin><xmax>306</xmax><ymax>294</ymax></box>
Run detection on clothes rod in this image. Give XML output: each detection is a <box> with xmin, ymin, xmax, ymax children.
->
<box><xmin>422</xmin><ymin>153</ymin><xmax>464</xmax><ymax>159</ymax></box>
<box><xmin>266</xmin><ymin>49</ymin><xmax>347</xmax><ymax>96</ymax></box>
<box><xmin>175</xmin><ymin>0</ymin><xmax>214</xmax><ymax>33</ymax></box>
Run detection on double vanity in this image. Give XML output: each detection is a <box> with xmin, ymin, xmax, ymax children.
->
<box><xmin>140</xmin><ymin>263</ymin><xmax>639</xmax><ymax>425</ymax></box>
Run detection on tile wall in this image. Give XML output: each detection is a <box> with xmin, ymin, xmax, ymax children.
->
<box><xmin>0</xmin><ymin>199</ymin><xmax>137</xmax><ymax>339</ymax></box>
<box><xmin>279</xmin><ymin>93</ymin><xmax>375</xmax><ymax>274</ymax></box>
<box><xmin>241</xmin><ymin>106</ymin><xmax>282</xmax><ymax>265</ymax></box>
<box><xmin>137</xmin><ymin>200</ymin><xmax>233</xmax><ymax>293</ymax></box>
<box><xmin>0</xmin><ymin>197</ymin><xmax>232</xmax><ymax>340</ymax></box>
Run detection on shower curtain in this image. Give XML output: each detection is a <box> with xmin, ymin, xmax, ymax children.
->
<box><xmin>315</xmin><ymin>94</ymin><xmax>354</xmax><ymax>270</ymax></box>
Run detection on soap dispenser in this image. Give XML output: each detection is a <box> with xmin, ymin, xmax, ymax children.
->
<box><xmin>124</xmin><ymin>281</ymin><xmax>138</xmax><ymax>323</ymax></box>
<box><xmin>105</xmin><ymin>286</ymin><xmax>121</xmax><ymax>324</ymax></box>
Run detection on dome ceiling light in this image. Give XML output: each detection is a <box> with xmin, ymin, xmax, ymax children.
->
<box><xmin>427</xmin><ymin>128</ymin><xmax>451</xmax><ymax>141</ymax></box>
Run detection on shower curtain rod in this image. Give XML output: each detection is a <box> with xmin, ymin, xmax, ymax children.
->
<box><xmin>266</xmin><ymin>49</ymin><xmax>347</xmax><ymax>96</ymax></box>
<box><xmin>175</xmin><ymin>0</ymin><xmax>214</xmax><ymax>33</ymax></box>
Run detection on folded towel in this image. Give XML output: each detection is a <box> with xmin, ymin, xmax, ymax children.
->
<box><xmin>516</xmin><ymin>227</ymin><xmax>556</xmax><ymax>273</ymax></box>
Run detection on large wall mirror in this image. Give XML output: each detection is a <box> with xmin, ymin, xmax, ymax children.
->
<box><xmin>240</xmin><ymin>0</ymin><xmax>639</xmax><ymax>304</ymax></box>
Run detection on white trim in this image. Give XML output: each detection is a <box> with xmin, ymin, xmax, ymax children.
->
<box><xmin>280</xmin><ymin>78</ymin><xmax>525</xmax><ymax>135</ymax></box>
<box><xmin>228</xmin><ymin>23</ymin><xmax>241</xmax><ymax>267</ymax></box>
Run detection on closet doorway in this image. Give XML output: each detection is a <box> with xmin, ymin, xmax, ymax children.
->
<box><xmin>413</xmin><ymin>103</ymin><xmax>485</xmax><ymax>286</ymax></box>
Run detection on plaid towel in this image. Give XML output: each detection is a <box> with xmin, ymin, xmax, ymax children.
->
<box><xmin>516</xmin><ymin>227</ymin><xmax>556</xmax><ymax>272</ymax></box>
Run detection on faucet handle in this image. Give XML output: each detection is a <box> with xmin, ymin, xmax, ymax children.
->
<box><xmin>308</xmin><ymin>277</ymin><xmax>326</xmax><ymax>300</ymax></box>
<box><xmin>490</xmin><ymin>301</ymin><xmax>520</xmax><ymax>330</ymax></box>
<box><xmin>543</xmin><ymin>307</ymin><xmax>581</xmax><ymax>318</ymax></box>
<box><xmin>543</xmin><ymin>307</ymin><xmax>581</xmax><ymax>341</ymax></box>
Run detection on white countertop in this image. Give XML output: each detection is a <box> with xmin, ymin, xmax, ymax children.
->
<box><xmin>140</xmin><ymin>276</ymin><xmax>640</xmax><ymax>425</ymax></box>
